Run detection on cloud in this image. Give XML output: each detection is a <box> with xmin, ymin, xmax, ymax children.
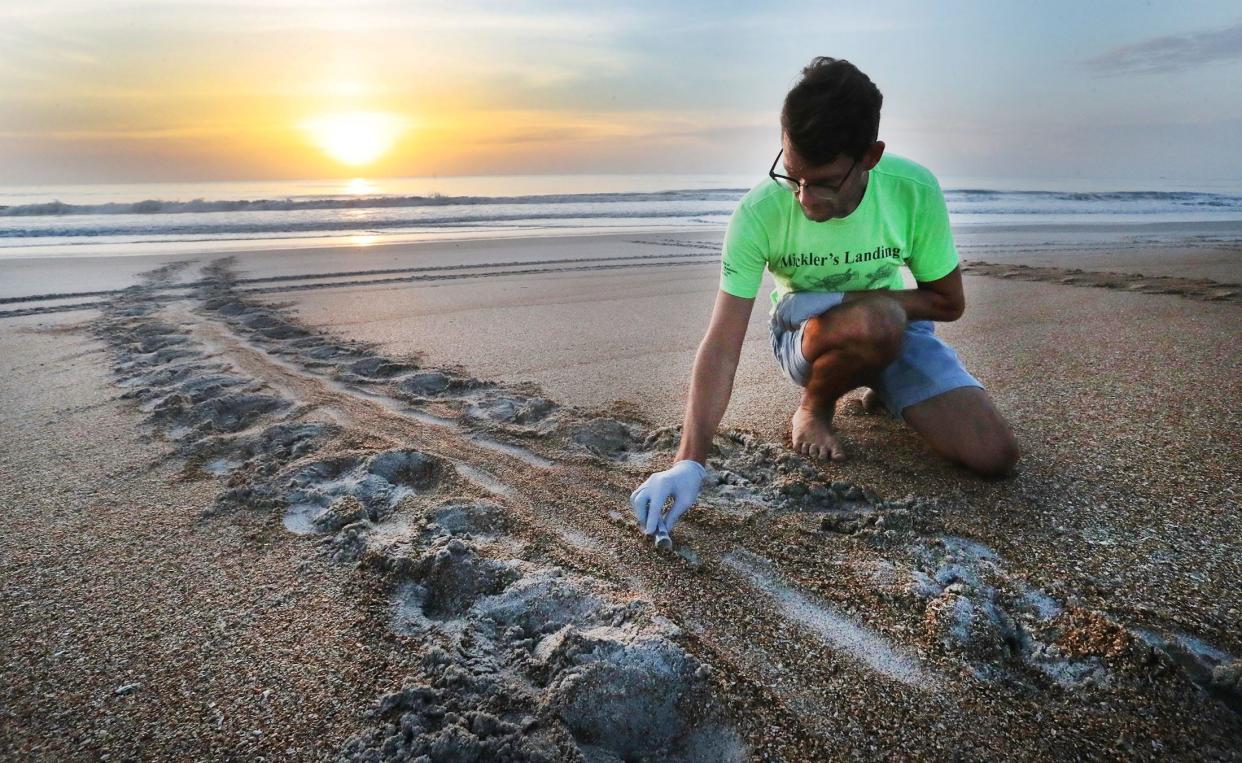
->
<box><xmin>0</xmin><ymin>18</ymin><xmax>100</xmax><ymax>81</ymax></box>
<box><xmin>1083</xmin><ymin>19</ymin><xmax>1242</xmax><ymax>75</ymax></box>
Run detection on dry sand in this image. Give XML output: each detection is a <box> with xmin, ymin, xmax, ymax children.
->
<box><xmin>1</xmin><ymin>224</ymin><xmax>1239</xmax><ymax>760</ymax></box>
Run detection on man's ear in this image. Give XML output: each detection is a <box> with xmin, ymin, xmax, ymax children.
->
<box><xmin>865</xmin><ymin>141</ymin><xmax>886</xmax><ymax>169</ymax></box>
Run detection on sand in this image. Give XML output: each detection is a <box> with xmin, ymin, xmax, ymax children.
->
<box><xmin>1</xmin><ymin>223</ymin><xmax>1239</xmax><ymax>760</ymax></box>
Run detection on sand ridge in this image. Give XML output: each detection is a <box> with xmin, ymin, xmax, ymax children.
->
<box><xmin>961</xmin><ymin>260</ymin><xmax>1241</xmax><ymax>303</ymax></box>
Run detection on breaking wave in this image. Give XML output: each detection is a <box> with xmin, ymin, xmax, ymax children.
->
<box><xmin>0</xmin><ymin>189</ymin><xmax>749</xmax><ymax>217</ymax></box>
<box><xmin>2</xmin><ymin>184</ymin><xmax>1239</xmax><ymax>254</ymax></box>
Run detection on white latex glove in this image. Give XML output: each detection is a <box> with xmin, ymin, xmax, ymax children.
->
<box><xmin>770</xmin><ymin>290</ymin><xmax>845</xmax><ymax>334</ymax></box>
<box><xmin>629</xmin><ymin>460</ymin><xmax>707</xmax><ymax>536</ymax></box>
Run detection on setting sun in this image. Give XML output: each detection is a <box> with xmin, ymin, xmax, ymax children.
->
<box><xmin>301</xmin><ymin>111</ymin><xmax>408</xmax><ymax>167</ymax></box>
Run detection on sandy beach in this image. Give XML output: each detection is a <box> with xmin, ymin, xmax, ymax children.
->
<box><xmin>2</xmin><ymin>223</ymin><xmax>1240</xmax><ymax>760</ymax></box>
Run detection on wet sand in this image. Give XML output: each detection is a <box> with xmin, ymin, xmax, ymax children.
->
<box><xmin>1</xmin><ymin>224</ymin><xmax>1240</xmax><ymax>760</ymax></box>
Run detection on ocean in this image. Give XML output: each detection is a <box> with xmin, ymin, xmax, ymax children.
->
<box><xmin>2</xmin><ymin>173</ymin><xmax>1241</xmax><ymax>260</ymax></box>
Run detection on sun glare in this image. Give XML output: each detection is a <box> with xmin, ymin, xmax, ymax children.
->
<box><xmin>346</xmin><ymin>177</ymin><xmax>375</xmax><ymax>195</ymax></box>
<box><xmin>302</xmin><ymin>111</ymin><xmax>407</xmax><ymax>167</ymax></box>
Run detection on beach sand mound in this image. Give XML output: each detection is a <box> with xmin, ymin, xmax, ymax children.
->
<box><xmin>339</xmin><ymin>520</ymin><xmax>741</xmax><ymax>762</ymax></box>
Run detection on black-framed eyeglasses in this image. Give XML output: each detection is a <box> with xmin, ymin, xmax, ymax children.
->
<box><xmin>769</xmin><ymin>149</ymin><xmax>859</xmax><ymax>203</ymax></box>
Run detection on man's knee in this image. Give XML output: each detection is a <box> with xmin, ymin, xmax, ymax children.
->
<box><xmin>960</xmin><ymin>431</ymin><xmax>1020</xmax><ymax>478</ymax></box>
<box><xmin>805</xmin><ymin>296</ymin><xmax>906</xmax><ymax>365</ymax></box>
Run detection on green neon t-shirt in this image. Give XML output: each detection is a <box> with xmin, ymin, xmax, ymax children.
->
<box><xmin>719</xmin><ymin>152</ymin><xmax>960</xmax><ymax>311</ymax></box>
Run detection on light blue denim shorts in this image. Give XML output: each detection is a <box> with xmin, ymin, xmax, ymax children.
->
<box><xmin>769</xmin><ymin>319</ymin><xmax>983</xmax><ymax>423</ymax></box>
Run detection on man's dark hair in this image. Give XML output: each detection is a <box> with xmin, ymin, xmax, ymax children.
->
<box><xmin>781</xmin><ymin>57</ymin><xmax>882</xmax><ymax>166</ymax></box>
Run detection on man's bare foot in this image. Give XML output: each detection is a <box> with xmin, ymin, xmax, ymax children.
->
<box><xmin>791</xmin><ymin>406</ymin><xmax>847</xmax><ymax>462</ymax></box>
<box><xmin>860</xmin><ymin>387</ymin><xmax>883</xmax><ymax>414</ymax></box>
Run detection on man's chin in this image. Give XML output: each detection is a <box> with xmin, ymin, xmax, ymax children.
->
<box><xmin>801</xmin><ymin>207</ymin><xmax>837</xmax><ymax>222</ymax></box>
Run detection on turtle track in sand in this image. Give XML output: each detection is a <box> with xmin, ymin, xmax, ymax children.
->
<box><xmin>1</xmin><ymin>248</ymin><xmax>720</xmax><ymax>319</ymax></box>
<box><xmin>86</xmin><ymin>256</ymin><xmax>1242</xmax><ymax>759</ymax></box>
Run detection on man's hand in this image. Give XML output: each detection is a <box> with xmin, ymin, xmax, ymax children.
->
<box><xmin>770</xmin><ymin>290</ymin><xmax>845</xmax><ymax>334</ymax></box>
<box><xmin>629</xmin><ymin>460</ymin><xmax>707</xmax><ymax>536</ymax></box>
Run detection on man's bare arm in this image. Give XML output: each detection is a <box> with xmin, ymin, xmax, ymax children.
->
<box><xmin>674</xmin><ymin>290</ymin><xmax>755</xmax><ymax>464</ymax></box>
<box><xmin>842</xmin><ymin>265</ymin><xmax>965</xmax><ymax>322</ymax></box>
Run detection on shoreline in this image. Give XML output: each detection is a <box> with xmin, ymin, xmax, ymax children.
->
<box><xmin>1</xmin><ymin>218</ymin><xmax>1239</xmax><ymax>305</ymax></box>
<box><xmin>1</xmin><ymin>215</ymin><xmax>1240</xmax><ymax>263</ymax></box>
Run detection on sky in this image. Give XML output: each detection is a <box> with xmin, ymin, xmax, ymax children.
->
<box><xmin>1</xmin><ymin>0</ymin><xmax>1240</xmax><ymax>186</ymax></box>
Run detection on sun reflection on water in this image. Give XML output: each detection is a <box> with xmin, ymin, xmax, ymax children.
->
<box><xmin>346</xmin><ymin>177</ymin><xmax>375</xmax><ymax>195</ymax></box>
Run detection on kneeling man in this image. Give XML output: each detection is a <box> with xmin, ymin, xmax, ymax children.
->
<box><xmin>631</xmin><ymin>56</ymin><xmax>1019</xmax><ymax>538</ymax></box>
